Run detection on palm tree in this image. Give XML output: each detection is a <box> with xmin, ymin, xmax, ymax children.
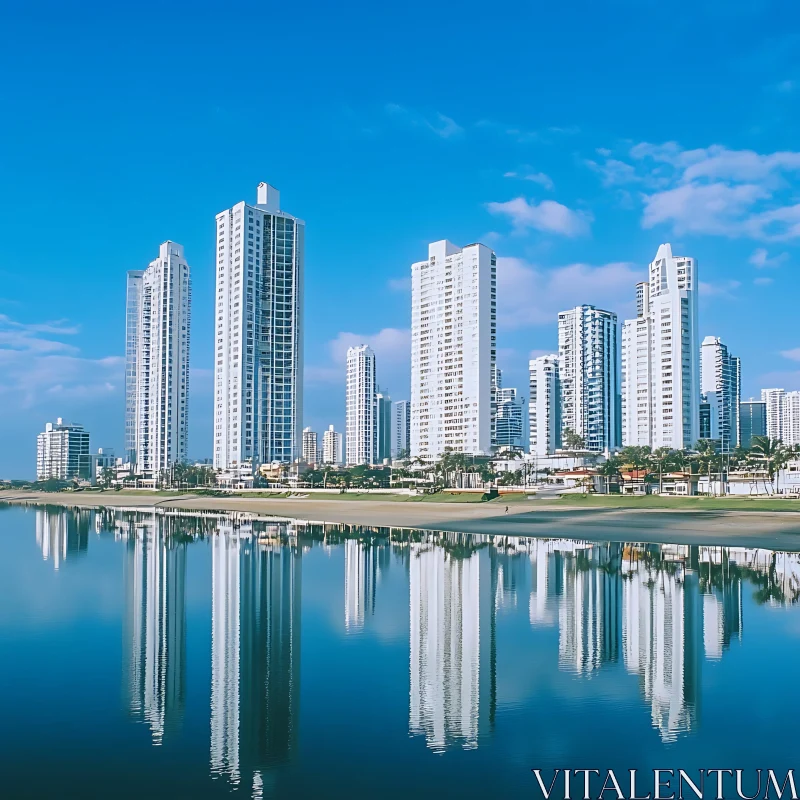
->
<box><xmin>597</xmin><ymin>456</ymin><xmax>621</xmax><ymax>494</ymax></box>
<box><xmin>750</xmin><ymin>436</ymin><xmax>785</xmax><ymax>494</ymax></box>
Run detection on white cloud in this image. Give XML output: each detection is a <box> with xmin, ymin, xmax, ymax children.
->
<box><xmin>781</xmin><ymin>348</ymin><xmax>800</xmax><ymax>362</ymax></box>
<box><xmin>306</xmin><ymin>328</ymin><xmax>411</xmax><ymax>387</ymax></box>
<box><xmin>749</xmin><ymin>247</ymin><xmax>789</xmax><ymax>268</ymax></box>
<box><xmin>584</xmin><ymin>157</ymin><xmax>640</xmax><ymax>187</ymax></box>
<box><xmin>624</xmin><ymin>141</ymin><xmax>800</xmax><ymax>240</ymax></box>
<box><xmin>487</xmin><ymin>197</ymin><xmax>592</xmax><ymax>237</ymax></box>
<box><xmin>384</xmin><ymin>104</ymin><xmax>463</xmax><ymax>139</ymax></box>
<box><xmin>504</xmin><ymin>171</ymin><xmax>554</xmax><ymax>190</ymax></box>
<box><xmin>0</xmin><ymin>314</ymin><xmax>122</xmax><ymax>408</ymax></box>
<box><xmin>699</xmin><ymin>280</ymin><xmax>742</xmax><ymax>298</ymax></box>
<box><xmin>641</xmin><ymin>182</ymin><xmax>768</xmax><ymax>235</ymax></box>
<box><xmin>754</xmin><ymin>277</ymin><xmax>774</xmax><ymax>286</ymax></box>
<box><xmin>387</xmin><ymin>276</ymin><xmax>411</xmax><ymax>292</ymax></box>
<box><xmin>496</xmin><ymin>257</ymin><xmax>640</xmax><ymax>329</ymax></box>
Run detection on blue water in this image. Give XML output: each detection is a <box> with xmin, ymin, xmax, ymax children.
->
<box><xmin>1</xmin><ymin>503</ymin><xmax>799</xmax><ymax>798</ymax></box>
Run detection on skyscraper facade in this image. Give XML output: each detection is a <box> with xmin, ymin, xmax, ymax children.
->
<box><xmin>739</xmin><ymin>400</ymin><xmax>766</xmax><ymax>449</ymax></box>
<box><xmin>529</xmin><ymin>354</ymin><xmax>562</xmax><ymax>457</ymax></box>
<box><xmin>495</xmin><ymin>387</ymin><xmax>524</xmax><ymax>449</ymax></box>
<box><xmin>783</xmin><ymin>391</ymin><xmax>800</xmax><ymax>446</ymax></box>
<box><xmin>346</xmin><ymin>345</ymin><xmax>377</xmax><ymax>465</ymax></box>
<box><xmin>391</xmin><ymin>400</ymin><xmax>411</xmax><ymax>458</ymax></box>
<box><xmin>301</xmin><ymin>427</ymin><xmax>318</xmax><ymax>465</ymax></box>
<box><xmin>214</xmin><ymin>183</ymin><xmax>304</xmax><ymax>471</ymax></box>
<box><xmin>37</xmin><ymin>418</ymin><xmax>91</xmax><ymax>481</ymax></box>
<box><xmin>558</xmin><ymin>305</ymin><xmax>619</xmax><ymax>453</ymax></box>
<box><xmin>125</xmin><ymin>270</ymin><xmax>144</xmax><ymax>463</ymax></box>
<box><xmin>410</xmin><ymin>240</ymin><xmax>496</xmax><ymax>460</ymax></box>
<box><xmin>621</xmin><ymin>244</ymin><xmax>699</xmax><ymax>450</ymax></box>
<box><xmin>322</xmin><ymin>425</ymin><xmax>343</xmax><ymax>465</ymax></box>
<box><xmin>700</xmin><ymin>336</ymin><xmax>740</xmax><ymax>453</ymax></box>
<box><xmin>127</xmin><ymin>241</ymin><xmax>192</xmax><ymax>473</ymax></box>
<box><xmin>761</xmin><ymin>388</ymin><xmax>785</xmax><ymax>441</ymax></box>
<box><xmin>375</xmin><ymin>389</ymin><xmax>392</xmax><ymax>463</ymax></box>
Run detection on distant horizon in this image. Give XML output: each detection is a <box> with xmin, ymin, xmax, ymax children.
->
<box><xmin>2</xmin><ymin>0</ymin><xmax>800</xmax><ymax>477</ymax></box>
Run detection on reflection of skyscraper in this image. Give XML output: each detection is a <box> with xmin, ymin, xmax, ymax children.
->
<box><xmin>622</xmin><ymin>555</ymin><xmax>702</xmax><ymax>742</ymax></box>
<box><xmin>123</xmin><ymin>515</ymin><xmax>187</xmax><ymax>745</ymax></box>
<box><xmin>409</xmin><ymin>539</ymin><xmax>496</xmax><ymax>752</ymax></box>
<box><xmin>559</xmin><ymin>545</ymin><xmax>622</xmax><ymax>674</ymax></box>
<box><xmin>210</xmin><ymin>525</ymin><xmax>301</xmax><ymax>792</ymax></box>
<box><xmin>344</xmin><ymin>539</ymin><xmax>390</xmax><ymax>632</ymax></box>
<box><xmin>35</xmin><ymin>508</ymin><xmax>89</xmax><ymax>569</ymax></box>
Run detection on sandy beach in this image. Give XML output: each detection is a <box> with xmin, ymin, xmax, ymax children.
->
<box><xmin>4</xmin><ymin>489</ymin><xmax>800</xmax><ymax>551</ymax></box>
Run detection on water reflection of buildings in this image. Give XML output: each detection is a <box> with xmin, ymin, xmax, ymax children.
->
<box><xmin>344</xmin><ymin>539</ymin><xmax>390</xmax><ymax>632</ymax></box>
<box><xmin>210</xmin><ymin>523</ymin><xmax>301</xmax><ymax>793</ymax></box>
<box><xmin>35</xmin><ymin>508</ymin><xmax>89</xmax><ymax>569</ymax></box>
<box><xmin>123</xmin><ymin>514</ymin><xmax>187</xmax><ymax>745</ymax></box>
<box><xmin>409</xmin><ymin>534</ymin><xmax>496</xmax><ymax>752</ymax></box>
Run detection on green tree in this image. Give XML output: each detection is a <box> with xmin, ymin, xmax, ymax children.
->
<box><xmin>563</xmin><ymin>428</ymin><xmax>586</xmax><ymax>451</ymax></box>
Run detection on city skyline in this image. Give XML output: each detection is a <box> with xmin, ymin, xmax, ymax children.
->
<box><xmin>3</xmin><ymin>3</ymin><xmax>800</xmax><ymax>476</ymax></box>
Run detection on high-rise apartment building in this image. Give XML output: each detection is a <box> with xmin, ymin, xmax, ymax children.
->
<box><xmin>214</xmin><ymin>183</ymin><xmax>304</xmax><ymax>471</ymax></box>
<box><xmin>346</xmin><ymin>345</ymin><xmax>377</xmax><ymax>465</ymax></box>
<box><xmin>375</xmin><ymin>389</ymin><xmax>392</xmax><ymax>463</ymax></box>
<box><xmin>37</xmin><ymin>418</ymin><xmax>91</xmax><ymax>481</ymax></box>
<box><xmin>126</xmin><ymin>242</ymin><xmax>191</xmax><ymax>473</ymax></box>
<box><xmin>621</xmin><ymin>244</ymin><xmax>699</xmax><ymax>449</ymax></box>
<box><xmin>302</xmin><ymin>427</ymin><xmax>318</xmax><ymax>465</ymax></box>
<box><xmin>322</xmin><ymin>425</ymin><xmax>343</xmax><ymax>465</ymax></box>
<box><xmin>495</xmin><ymin>387</ymin><xmax>524</xmax><ymax>450</ymax></box>
<box><xmin>700</xmin><ymin>336</ymin><xmax>740</xmax><ymax>453</ymax></box>
<box><xmin>529</xmin><ymin>355</ymin><xmax>562</xmax><ymax>457</ymax></box>
<box><xmin>558</xmin><ymin>305</ymin><xmax>619</xmax><ymax>453</ymax></box>
<box><xmin>761</xmin><ymin>388</ymin><xmax>785</xmax><ymax>441</ymax></box>
<box><xmin>410</xmin><ymin>240</ymin><xmax>496</xmax><ymax>460</ymax></box>
<box><xmin>783</xmin><ymin>391</ymin><xmax>800</xmax><ymax>446</ymax></box>
<box><xmin>391</xmin><ymin>400</ymin><xmax>411</xmax><ymax>458</ymax></box>
<box><xmin>739</xmin><ymin>400</ymin><xmax>766</xmax><ymax>449</ymax></box>
<box><xmin>125</xmin><ymin>270</ymin><xmax>144</xmax><ymax>463</ymax></box>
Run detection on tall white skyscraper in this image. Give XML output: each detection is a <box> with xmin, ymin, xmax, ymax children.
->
<box><xmin>126</xmin><ymin>242</ymin><xmax>191</xmax><ymax>473</ymax></box>
<box><xmin>214</xmin><ymin>183</ymin><xmax>304</xmax><ymax>470</ymax></box>
<box><xmin>621</xmin><ymin>244</ymin><xmax>699</xmax><ymax>449</ymax></box>
<box><xmin>557</xmin><ymin>305</ymin><xmax>619</xmax><ymax>453</ymax></box>
<box><xmin>302</xmin><ymin>427</ymin><xmax>318</xmax><ymax>464</ymax></box>
<box><xmin>125</xmin><ymin>270</ymin><xmax>144</xmax><ymax>463</ymax></box>
<box><xmin>529</xmin><ymin>355</ymin><xmax>562</xmax><ymax>457</ymax></box>
<box><xmin>700</xmin><ymin>336</ymin><xmax>740</xmax><ymax>452</ymax></box>
<box><xmin>346</xmin><ymin>345</ymin><xmax>377</xmax><ymax>465</ymax></box>
<box><xmin>322</xmin><ymin>425</ymin><xmax>343</xmax><ymax>465</ymax></box>
<box><xmin>761</xmin><ymin>388</ymin><xmax>785</xmax><ymax>441</ymax></box>
<box><xmin>391</xmin><ymin>400</ymin><xmax>411</xmax><ymax>458</ymax></box>
<box><xmin>410</xmin><ymin>240</ymin><xmax>496</xmax><ymax>460</ymax></box>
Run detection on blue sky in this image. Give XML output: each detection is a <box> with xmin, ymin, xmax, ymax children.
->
<box><xmin>2</xmin><ymin>0</ymin><xmax>800</xmax><ymax>477</ymax></box>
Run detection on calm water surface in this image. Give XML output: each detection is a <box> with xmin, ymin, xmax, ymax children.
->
<box><xmin>1</xmin><ymin>503</ymin><xmax>800</xmax><ymax>798</ymax></box>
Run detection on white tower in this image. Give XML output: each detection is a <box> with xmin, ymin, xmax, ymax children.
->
<box><xmin>529</xmin><ymin>355</ymin><xmax>562</xmax><ymax>457</ymax></box>
<box><xmin>557</xmin><ymin>305</ymin><xmax>619</xmax><ymax>452</ymax></box>
<box><xmin>127</xmin><ymin>242</ymin><xmax>191</xmax><ymax>473</ymax></box>
<box><xmin>621</xmin><ymin>244</ymin><xmax>699</xmax><ymax>449</ymax></box>
<box><xmin>213</xmin><ymin>183</ymin><xmax>304</xmax><ymax>470</ymax></box>
<box><xmin>346</xmin><ymin>345</ymin><xmax>377</xmax><ymax>465</ymax></box>
<box><xmin>410</xmin><ymin>240</ymin><xmax>496</xmax><ymax>460</ymax></box>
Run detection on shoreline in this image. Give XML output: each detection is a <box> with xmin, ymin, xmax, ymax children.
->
<box><xmin>4</xmin><ymin>490</ymin><xmax>800</xmax><ymax>551</ymax></box>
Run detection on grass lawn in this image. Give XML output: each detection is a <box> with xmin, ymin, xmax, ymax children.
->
<box><xmin>539</xmin><ymin>494</ymin><xmax>800</xmax><ymax>512</ymax></box>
